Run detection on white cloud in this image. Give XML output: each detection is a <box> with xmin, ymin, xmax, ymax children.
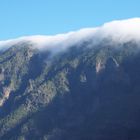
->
<box><xmin>0</xmin><ymin>18</ymin><xmax>140</xmax><ymax>52</ymax></box>
<box><xmin>98</xmin><ymin>18</ymin><xmax>140</xmax><ymax>43</ymax></box>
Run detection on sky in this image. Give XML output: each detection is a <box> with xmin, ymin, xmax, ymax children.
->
<box><xmin>0</xmin><ymin>0</ymin><xmax>140</xmax><ymax>40</ymax></box>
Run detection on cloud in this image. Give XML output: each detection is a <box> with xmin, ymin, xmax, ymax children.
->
<box><xmin>0</xmin><ymin>18</ymin><xmax>140</xmax><ymax>52</ymax></box>
<box><xmin>0</xmin><ymin>28</ymin><xmax>97</xmax><ymax>52</ymax></box>
<box><xmin>98</xmin><ymin>18</ymin><xmax>140</xmax><ymax>43</ymax></box>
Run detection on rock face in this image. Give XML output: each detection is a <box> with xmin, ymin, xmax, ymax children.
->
<box><xmin>96</xmin><ymin>60</ymin><xmax>104</xmax><ymax>73</ymax></box>
<box><xmin>0</xmin><ymin>87</ymin><xmax>11</xmax><ymax>106</ymax></box>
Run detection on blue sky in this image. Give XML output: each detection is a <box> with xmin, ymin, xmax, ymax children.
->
<box><xmin>0</xmin><ymin>0</ymin><xmax>140</xmax><ymax>40</ymax></box>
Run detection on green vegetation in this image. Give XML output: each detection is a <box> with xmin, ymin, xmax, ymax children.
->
<box><xmin>0</xmin><ymin>41</ymin><xmax>140</xmax><ymax>140</ymax></box>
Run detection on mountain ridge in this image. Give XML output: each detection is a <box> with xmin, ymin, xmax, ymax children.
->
<box><xmin>0</xmin><ymin>18</ymin><xmax>140</xmax><ymax>140</ymax></box>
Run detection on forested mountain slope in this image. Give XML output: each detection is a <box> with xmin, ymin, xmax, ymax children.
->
<box><xmin>0</xmin><ymin>18</ymin><xmax>140</xmax><ymax>140</ymax></box>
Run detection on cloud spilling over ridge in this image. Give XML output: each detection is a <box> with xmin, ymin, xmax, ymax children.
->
<box><xmin>0</xmin><ymin>28</ymin><xmax>97</xmax><ymax>52</ymax></box>
<box><xmin>98</xmin><ymin>18</ymin><xmax>140</xmax><ymax>42</ymax></box>
<box><xmin>0</xmin><ymin>18</ymin><xmax>140</xmax><ymax>51</ymax></box>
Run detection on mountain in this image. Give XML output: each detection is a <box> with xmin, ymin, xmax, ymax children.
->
<box><xmin>0</xmin><ymin>18</ymin><xmax>140</xmax><ymax>140</ymax></box>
